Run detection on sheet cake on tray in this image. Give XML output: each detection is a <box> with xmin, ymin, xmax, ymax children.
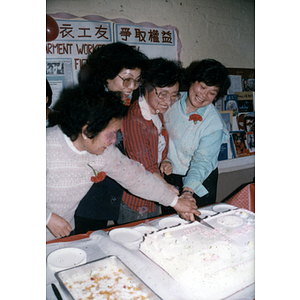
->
<box><xmin>139</xmin><ymin>208</ymin><xmax>255</xmax><ymax>300</ymax></box>
<box><xmin>55</xmin><ymin>255</ymin><xmax>161</xmax><ymax>300</ymax></box>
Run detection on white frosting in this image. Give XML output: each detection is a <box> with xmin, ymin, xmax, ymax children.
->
<box><xmin>217</xmin><ymin>215</ymin><xmax>244</xmax><ymax>227</ymax></box>
<box><xmin>140</xmin><ymin>208</ymin><xmax>255</xmax><ymax>300</ymax></box>
<box><xmin>63</xmin><ymin>264</ymin><xmax>153</xmax><ymax>300</ymax></box>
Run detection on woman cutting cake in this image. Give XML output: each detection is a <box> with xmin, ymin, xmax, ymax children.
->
<box><xmin>162</xmin><ymin>59</ymin><xmax>231</xmax><ymax>215</ymax></box>
<box><xmin>118</xmin><ymin>57</ymin><xmax>185</xmax><ymax>224</ymax></box>
<box><xmin>46</xmin><ymin>84</ymin><xmax>199</xmax><ymax>241</ymax></box>
<box><xmin>75</xmin><ymin>42</ymin><xmax>149</xmax><ymax>233</ymax></box>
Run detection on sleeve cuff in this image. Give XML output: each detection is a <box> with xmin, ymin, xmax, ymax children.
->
<box><xmin>169</xmin><ymin>196</ymin><xmax>178</xmax><ymax>207</ymax></box>
<box><xmin>46</xmin><ymin>212</ymin><xmax>52</xmax><ymax>225</ymax></box>
<box><xmin>183</xmin><ymin>177</ymin><xmax>208</xmax><ymax>197</ymax></box>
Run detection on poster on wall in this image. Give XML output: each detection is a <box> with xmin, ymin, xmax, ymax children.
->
<box><xmin>46</xmin><ymin>17</ymin><xmax>114</xmax><ymax>107</ymax></box>
<box><xmin>46</xmin><ymin>13</ymin><xmax>181</xmax><ymax>108</ymax></box>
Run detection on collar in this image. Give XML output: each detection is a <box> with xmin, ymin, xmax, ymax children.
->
<box><xmin>180</xmin><ymin>94</ymin><xmax>208</xmax><ymax>117</ymax></box>
<box><xmin>139</xmin><ymin>95</ymin><xmax>153</xmax><ymax>121</ymax></box>
<box><xmin>63</xmin><ymin>133</ymin><xmax>87</xmax><ymax>155</ymax></box>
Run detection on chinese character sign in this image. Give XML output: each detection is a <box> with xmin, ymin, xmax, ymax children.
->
<box><xmin>115</xmin><ymin>23</ymin><xmax>178</xmax><ymax>60</ymax></box>
<box><xmin>46</xmin><ymin>19</ymin><xmax>113</xmax><ymax>107</ymax></box>
<box><xmin>46</xmin><ymin>15</ymin><xmax>181</xmax><ymax>108</ymax></box>
<box><xmin>46</xmin><ymin>19</ymin><xmax>113</xmax><ymax>68</ymax></box>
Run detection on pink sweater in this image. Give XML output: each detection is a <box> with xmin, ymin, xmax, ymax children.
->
<box><xmin>46</xmin><ymin>126</ymin><xmax>177</xmax><ymax>241</ymax></box>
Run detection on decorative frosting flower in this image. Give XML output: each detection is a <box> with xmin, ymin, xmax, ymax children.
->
<box><xmin>189</xmin><ymin>114</ymin><xmax>203</xmax><ymax>124</ymax></box>
<box><xmin>88</xmin><ymin>164</ymin><xmax>106</xmax><ymax>183</ymax></box>
<box><xmin>123</xmin><ymin>97</ymin><xmax>131</xmax><ymax>106</ymax></box>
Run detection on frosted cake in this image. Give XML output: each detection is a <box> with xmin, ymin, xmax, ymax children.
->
<box><xmin>139</xmin><ymin>208</ymin><xmax>255</xmax><ymax>300</ymax></box>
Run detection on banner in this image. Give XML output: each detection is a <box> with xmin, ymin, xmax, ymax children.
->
<box><xmin>46</xmin><ymin>13</ymin><xmax>181</xmax><ymax>108</ymax></box>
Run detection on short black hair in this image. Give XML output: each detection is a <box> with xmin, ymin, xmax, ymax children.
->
<box><xmin>143</xmin><ymin>57</ymin><xmax>185</xmax><ymax>94</ymax></box>
<box><xmin>188</xmin><ymin>59</ymin><xmax>231</xmax><ymax>98</ymax></box>
<box><xmin>46</xmin><ymin>79</ymin><xmax>53</xmax><ymax>107</ymax></box>
<box><xmin>57</xmin><ymin>84</ymin><xmax>128</xmax><ymax>141</ymax></box>
<box><xmin>78</xmin><ymin>42</ymin><xmax>149</xmax><ymax>88</ymax></box>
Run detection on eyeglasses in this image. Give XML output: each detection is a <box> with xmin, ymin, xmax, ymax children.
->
<box><xmin>118</xmin><ymin>75</ymin><xmax>144</xmax><ymax>88</ymax></box>
<box><xmin>155</xmin><ymin>87</ymin><xmax>181</xmax><ymax>102</ymax></box>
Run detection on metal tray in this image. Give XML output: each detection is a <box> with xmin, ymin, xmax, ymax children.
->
<box><xmin>55</xmin><ymin>255</ymin><xmax>161</xmax><ymax>300</ymax></box>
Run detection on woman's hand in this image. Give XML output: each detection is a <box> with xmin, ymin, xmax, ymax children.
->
<box><xmin>160</xmin><ymin>161</ymin><xmax>173</xmax><ymax>175</ymax></box>
<box><xmin>179</xmin><ymin>212</ymin><xmax>197</xmax><ymax>222</ymax></box>
<box><xmin>173</xmin><ymin>193</ymin><xmax>200</xmax><ymax>219</ymax></box>
<box><xmin>47</xmin><ymin>213</ymin><xmax>72</xmax><ymax>238</ymax></box>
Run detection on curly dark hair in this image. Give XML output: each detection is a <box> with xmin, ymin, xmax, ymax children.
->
<box><xmin>46</xmin><ymin>79</ymin><xmax>53</xmax><ymax>107</ymax></box>
<box><xmin>187</xmin><ymin>59</ymin><xmax>231</xmax><ymax>98</ymax></box>
<box><xmin>143</xmin><ymin>57</ymin><xmax>185</xmax><ymax>94</ymax></box>
<box><xmin>78</xmin><ymin>42</ymin><xmax>149</xmax><ymax>88</ymax></box>
<box><xmin>56</xmin><ymin>84</ymin><xmax>128</xmax><ymax>141</ymax></box>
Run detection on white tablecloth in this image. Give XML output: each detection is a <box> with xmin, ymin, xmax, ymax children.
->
<box><xmin>46</xmin><ymin>203</ymin><xmax>255</xmax><ymax>300</ymax></box>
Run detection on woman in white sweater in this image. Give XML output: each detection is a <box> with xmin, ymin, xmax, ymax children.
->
<box><xmin>46</xmin><ymin>84</ymin><xmax>199</xmax><ymax>241</ymax></box>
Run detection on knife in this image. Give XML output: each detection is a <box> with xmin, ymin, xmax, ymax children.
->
<box><xmin>51</xmin><ymin>283</ymin><xmax>63</xmax><ymax>300</ymax></box>
<box><xmin>194</xmin><ymin>215</ymin><xmax>215</xmax><ymax>229</ymax></box>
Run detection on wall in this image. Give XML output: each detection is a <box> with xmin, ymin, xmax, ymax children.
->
<box><xmin>46</xmin><ymin>0</ymin><xmax>255</xmax><ymax>203</ymax></box>
<box><xmin>46</xmin><ymin>0</ymin><xmax>254</xmax><ymax>69</ymax></box>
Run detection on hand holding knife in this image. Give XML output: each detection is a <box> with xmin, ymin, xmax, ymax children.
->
<box><xmin>179</xmin><ymin>189</ymin><xmax>214</xmax><ymax>229</ymax></box>
<box><xmin>194</xmin><ymin>214</ymin><xmax>215</xmax><ymax>229</ymax></box>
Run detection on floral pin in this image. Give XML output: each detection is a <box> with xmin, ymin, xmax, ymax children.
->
<box><xmin>123</xmin><ymin>97</ymin><xmax>131</xmax><ymax>106</ymax></box>
<box><xmin>161</xmin><ymin>126</ymin><xmax>168</xmax><ymax>137</ymax></box>
<box><xmin>189</xmin><ymin>114</ymin><xmax>203</xmax><ymax>124</ymax></box>
<box><xmin>88</xmin><ymin>164</ymin><xmax>106</xmax><ymax>183</ymax></box>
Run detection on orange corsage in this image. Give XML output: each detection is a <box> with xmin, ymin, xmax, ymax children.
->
<box><xmin>123</xmin><ymin>97</ymin><xmax>131</xmax><ymax>106</ymax></box>
<box><xmin>88</xmin><ymin>164</ymin><xmax>106</xmax><ymax>183</ymax></box>
<box><xmin>189</xmin><ymin>114</ymin><xmax>203</xmax><ymax>124</ymax></box>
<box><xmin>161</xmin><ymin>126</ymin><xmax>168</xmax><ymax>137</ymax></box>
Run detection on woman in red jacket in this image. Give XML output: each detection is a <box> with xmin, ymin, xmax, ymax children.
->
<box><xmin>118</xmin><ymin>58</ymin><xmax>185</xmax><ymax>224</ymax></box>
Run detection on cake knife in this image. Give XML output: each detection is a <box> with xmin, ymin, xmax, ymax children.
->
<box><xmin>194</xmin><ymin>215</ymin><xmax>215</xmax><ymax>229</ymax></box>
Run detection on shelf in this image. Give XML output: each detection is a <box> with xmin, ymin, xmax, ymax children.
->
<box><xmin>218</xmin><ymin>155</ymin><xmax>255</xmax><ymax>174</ymax></box>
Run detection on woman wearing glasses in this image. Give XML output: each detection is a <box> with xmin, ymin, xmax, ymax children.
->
<box><xmin>117</xmin><ymin>58</ymin><xmax>185</xmax><ymax>224</ymax></box>
<box><xmin>78</xmin><ymin>42</ymin><xmax>148</xmax><ymax>103</ymax></box>
<box><xmin>46</xmin><ymin>84</ymin><xmax>200</xmax><ymax>241</ymax></box>
<box><xmin>162</xmin><ymin>59</ymin><xmax>231</xmax><ymax>216</ymax></box>
<box><xmin>74</xmin><ymin>42</ymin><xmax>149</xmax><ymax>234</ymax></box>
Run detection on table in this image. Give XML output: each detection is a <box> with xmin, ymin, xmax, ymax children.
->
<box><xmin>46</xmin><ymin>203</ymin><xmax>255</xmax><ymax>300</ymax></box>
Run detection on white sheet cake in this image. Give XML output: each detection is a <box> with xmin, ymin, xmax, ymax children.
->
<box><xmin>139</xmin><ymin>208</ymin><xmax>255</xmax><ymax>300</ymax></box>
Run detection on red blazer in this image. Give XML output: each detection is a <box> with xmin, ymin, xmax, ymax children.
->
<box><xmin>121</xmin><ymin>99</ymin><xmax>169</xmax><ymax>212</ymax></box>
